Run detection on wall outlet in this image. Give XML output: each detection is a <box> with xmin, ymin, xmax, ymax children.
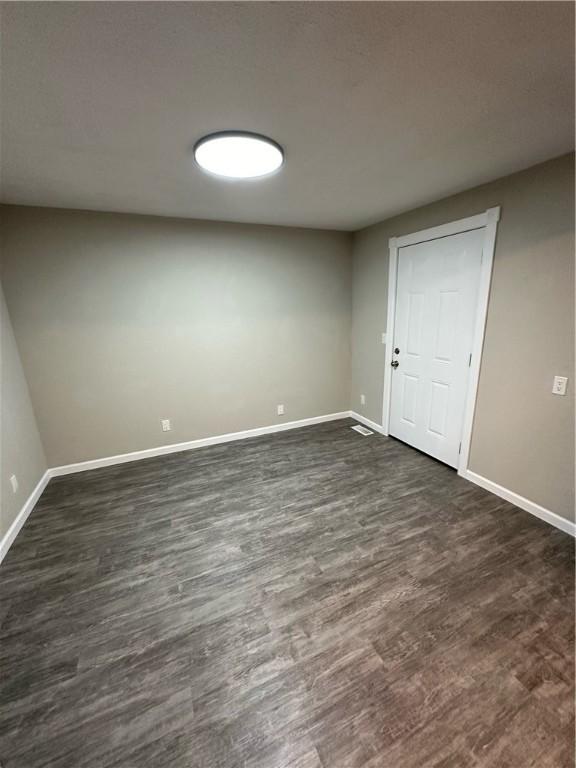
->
<box><xmin>360</xmin><ymin>394</ymin><xmax>366</xmax><ymax>406</ymax></box>
<box><xmin>161</xmin><ymin>419</ymin><xmax>171</xmax><ymax>432</ymax></box>
<box><xmin>552</xmin><ymin>376</ymin><xmax>568</xmax><ymax>396</ymax></box>
<box><xmin>381</xmin><ymin>333</ymin><xmax>387</xmax><ymax>345</ymax></box>
<box><xmin>277</xmin><ymin>404</ymin><xmax>285</xmax><ymax>416</ymax></box>
<box><xmin>9</xmin><ymin>474</ymin><xmax>18</xmax><ymax>494</ymax></box>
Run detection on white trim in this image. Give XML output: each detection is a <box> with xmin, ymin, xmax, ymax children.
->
<box><xmin>353</xmin><ymin>407</ymin><xmax>573</xmax><ymax>538</ymax></box>
<box><xmin>2</xmin><ymin>412</ymin><xmax>572</xmax><ymax>566</ymax></box>
<box><xmin>382</xmin><ymin>237</ymin><xmax>398</xmax><ymax>436</ymax></box>
<box><xmin>457</xmin><ymin>206</ymin><xmax>500</xmax><ymax>475</ymax></box>
<box><xmin>394</xmin><ymin>210</ymin><xmax>491</xmax><ymax>249</ymax></box>
<box><xmin>462</xmin><ymin>469</ymin><xmax>575</xmax><ymax>538</ymax></box>
<box><xmin>0</xmin><ymin>470</ymin><xmax>51</xmax><ymax>565</ymax></box>
<box><xmin>382</xmin><ymin>206</ymin><xmax>501</xmax><ymax>474</ymax></box>
<box><xmin>0</xmin><ymin>413</ymin><xmax>351</xmax><ymax>561</ymax></box>
<box><xmin>49</xmin><ymin>412</ymin><xmax>351</xmax><ymax>476</ymax></box>
<box><xmin>350</xmin><ymin>411</ymin><xmax>387</xmax><ymax>436</ymax></box>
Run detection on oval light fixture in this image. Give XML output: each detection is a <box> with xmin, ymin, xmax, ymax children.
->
<box><xmin>194</xmin><ymin>132</ymin><xmax>284</xmax><ymax>179</ymax></box>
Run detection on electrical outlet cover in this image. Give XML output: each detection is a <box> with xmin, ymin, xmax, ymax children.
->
<box><xmin>552</xmin><ymin>376</ymin><xmax>568</xmax><ymax>396</ymax></box>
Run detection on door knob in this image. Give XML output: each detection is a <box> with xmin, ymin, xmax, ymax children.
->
<box><xmin>394</xmin><ymin>347</ymin><xmax>400</xmax><ymax>354</ymax></box>
<box><xmin>391</xmin><ymin>360</ymin><xmax>399</xmax><ymax>368</ymax></box>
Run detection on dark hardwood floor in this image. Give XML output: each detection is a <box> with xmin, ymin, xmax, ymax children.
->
<box><xmin>1</xmin><ymin>419</ymin><xmax>574</xmax><ymax>767</ymax></box>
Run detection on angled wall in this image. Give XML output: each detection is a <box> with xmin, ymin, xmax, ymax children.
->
<box><xmin>0</xmin><ymin>283</ymin><xmax>47</xmax><ymax>540</ymax></box>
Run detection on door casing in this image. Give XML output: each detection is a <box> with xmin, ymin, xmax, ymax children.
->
<box><xmin>382</xmin><ymin>206</ymin><xmax>501</xmax><ymax>477</ymax></box>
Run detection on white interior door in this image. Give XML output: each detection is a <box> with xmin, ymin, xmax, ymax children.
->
<box><xmin>389</xmin><ymin>228</ymin><xmax>484</xmax><ymax>468</ymax></box>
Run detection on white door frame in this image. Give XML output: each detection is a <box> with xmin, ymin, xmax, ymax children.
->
<box><xmin>382</xmin><ymin>206</ymin><xmax>501</xmax><ymax>477</ymax></box>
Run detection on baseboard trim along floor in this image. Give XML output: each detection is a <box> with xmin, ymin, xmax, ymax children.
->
<box><xmin>461</xmin><ymin>468</ymin><xmax>576</xmax><ymax>538</ymax></box>
<box><xmin>0</xmin><ymin>470</ymin><xmax>51</xmax><ymax>565</ymax></box>
<box><xmin>49</xmin><ymin>411</ymin><xmax>351</xmax><ymax>477</ymax></box>
<box><xmin>3</xmin><ymin>419</ymin><xmax>572</xmax><ymax>765</ymax></box>
<box><xmin>1</xmin><ymin>412</ymin><xmax>573</xmax><ymax>565</ymax></box>
<box><xmin>349</xmin><ymin>411</ymin><xmax>388</xmax><ymax>436</ymax></box>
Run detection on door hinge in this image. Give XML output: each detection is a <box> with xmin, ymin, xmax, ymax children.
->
<box><xmin>458</xmin><ymin>442</ymin><xmax>462</xmax><ymax>455</ymax></box>
<box><xmin>468</xmin><ymin>353</ymin><xmax>472</xmax><ymax>367</ymax></box>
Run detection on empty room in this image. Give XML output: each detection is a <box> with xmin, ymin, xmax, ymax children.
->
<box><xmin>0</xmin><ymin>2</ymin><xmax>574</xmax><ymax>767</ymax></box>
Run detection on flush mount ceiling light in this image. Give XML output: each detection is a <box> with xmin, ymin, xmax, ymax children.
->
<box><xmin>194</xmin><ymin>132</ymin><xmax>284</xmax><ymax>179</ymax></box>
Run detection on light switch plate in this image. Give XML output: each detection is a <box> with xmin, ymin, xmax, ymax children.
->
<box><xmin>552</xmin><ymin>376</ymin><xmax>568</xmax><ymax>396</ymax></box>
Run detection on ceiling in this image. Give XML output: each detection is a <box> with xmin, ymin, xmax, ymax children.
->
<box><xmin>1</xmin><ymin>2</ymin><xmax>574</xmax><ymax>231</ymax></box>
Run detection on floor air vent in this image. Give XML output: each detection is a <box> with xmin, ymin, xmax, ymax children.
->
<box><xmin>351</xmin><ymin>424</ymin><xmax>373</xmax><ymax>436</ymax></box>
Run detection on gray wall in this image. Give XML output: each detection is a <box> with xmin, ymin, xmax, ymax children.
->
<box><xmin>351</xmin><ymin>153</ymin><xmax>575</xmax><ymax>522</ymax></box>
<box><xmin>1</xmin><ymin>208</ymin><xmax>352</xmax><ymax>466</ymax></box>
<box><xmin>1</xmin><ymin>154</ymin><xmax>573</xmax><ymax>526</ymax></box>
<box><xmin>1</xmin><ymin>284</ymin><xmax>47</xmax><ymax>538</ymax></box>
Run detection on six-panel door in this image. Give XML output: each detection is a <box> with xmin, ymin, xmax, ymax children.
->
<box><xmin>389</xmin><ymin>228</ymin><xmax>484</xmax><ymax>468</ymax></box>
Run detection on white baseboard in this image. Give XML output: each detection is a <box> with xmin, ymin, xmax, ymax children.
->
<box><xmin>349</xmin><ymin>411</ymin><xmax>387</xmax><ymax>436</ymax></box>
<box><xmin>3</xmin><ymin>417</ymin><xmax>571</xmax><ymax>567</ymax></box>
<box><xmin>1</xmin><ymin>412</ymin><xmax>351</xmax><ymax>562</ymax></box>
<box><xmin>50</xmin><ymin>411</ymin><xmax>352</xmax><ymax>477</ymax></box>
<box><xmin>0</xmin><ymin>470</ymin><xmax>51</xmax><ymax>565</ymax></box>
<box><xmin>461</xmin><ymin>469</ymin><xmax>575</xmax><ymax>538</ymax></box>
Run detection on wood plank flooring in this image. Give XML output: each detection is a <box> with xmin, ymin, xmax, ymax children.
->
<box><xmin>0</xmin><ymin>419</ymin><xmax>574</xmax><ymax>767</ymax></box>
